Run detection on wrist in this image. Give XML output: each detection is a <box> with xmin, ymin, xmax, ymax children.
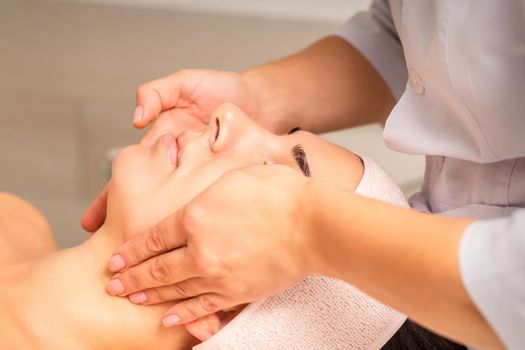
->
<box><xmin>296</xmin><ymin>179</ymin><xmax>340</xmax><ymax>277</ymax></box>
<box><xmin>241</xmin><ymin>67</ymin><xmax>294</xmax><ymax>135</ymax></box>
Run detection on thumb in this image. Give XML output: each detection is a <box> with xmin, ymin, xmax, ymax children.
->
<box><xmin>184</xmin><ymin>313</ymin><xmax>221</xmax><ymax>342</ymax></box>
<box><xmin>134</xmin><ymin>73</ymin><xmax>183</xmax><ymax>128</ymax></box>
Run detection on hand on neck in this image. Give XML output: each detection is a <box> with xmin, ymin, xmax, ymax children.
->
<box><xmin>11</xmin><ymin>225</ymin><xmax>194</xmax><ymax>350</ymax></box>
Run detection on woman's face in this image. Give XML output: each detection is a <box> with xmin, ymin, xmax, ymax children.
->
<box><xmin>107</xmin><ymin>103</ymin><xmax>363</xmax><ymax>234</ymax></box>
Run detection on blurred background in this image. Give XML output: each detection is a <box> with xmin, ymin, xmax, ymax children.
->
<box><xmin>0</xmin><ymin>0</ymin><xmax>424</xmax><ymax>248</ymax></box>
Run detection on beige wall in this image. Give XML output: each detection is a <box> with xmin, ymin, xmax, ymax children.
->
<box><xmin>46</xmin><ymin>0</ymin><xmax>372</xmax><ymax>22</ymax></box>
<box><xmin>0</xmin><ymin>1</ymin><xmax>423</xmax><ymax>248</ymax></box>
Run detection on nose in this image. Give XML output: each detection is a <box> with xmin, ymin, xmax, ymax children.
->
<box><xmin>176</xmin><ymin>128</ymin><xmax>205</xmax><ymax>149</ymax></box>
<box><xmin>155</xmin><ymin>133</ymin><xmax>176</xmax><ymax>147</ymax></box>
<box><xmin>210</xmin><ymin>103</ymin><xmax>272</xmax><ymax>152</ymax></box>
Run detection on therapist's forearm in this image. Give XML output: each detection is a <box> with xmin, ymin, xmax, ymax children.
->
<box><xmin>242</xmin><ymin>36</ymin><xmax>395</xmax><ymax>135</ymax></box>
<box><xmin>303</xmin><ymin>182</ymin><xmax>505</xmax><ymax>350</ymax></box>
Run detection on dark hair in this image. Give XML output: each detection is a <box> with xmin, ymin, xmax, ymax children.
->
<box><xmin>382</xmin><ymin>320</ymin><xmax>467</xmax><ymax>350</ymax></box>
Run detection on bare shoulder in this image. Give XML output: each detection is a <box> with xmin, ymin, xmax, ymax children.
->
<box><xmin>0</xmin><ymin>193</ymin><xmax>58</xmax><ymax>265</ymax></box>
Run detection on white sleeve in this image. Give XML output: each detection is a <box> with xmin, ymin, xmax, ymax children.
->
<box><xmin>335</xmin><ymin>0</ymin><xmax>407</xmax><ymax>100</ymax></box>
<box><xmin>459</xmin><ymin>210</ymin><xmax>525</xmax><ymax>350</ymax></box>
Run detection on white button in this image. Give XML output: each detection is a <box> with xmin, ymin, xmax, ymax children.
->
<box><xmin>408</xmin><ymin>68</ymin><xmax>425</xmax><ymax>95</ymax></box>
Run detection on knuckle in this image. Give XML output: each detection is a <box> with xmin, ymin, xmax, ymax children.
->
<box><xmin>150</xmin><ymin>257</ymin><xmax>171</xmax><ymax>284</ymax></box>
<box><xmin>198</xmin><ymin>295</ymin><xmax>218</xmax><ymax>314</ymax></box>
<box><xmin>172</xmin><ymin>282</ymin><xmax>190</xmax><ymax>298</ymax></box>
<box><xmin>185</xmin><ymin>306</ymin><xmax>201</xmax><ymax>321</ymax></box>
<box><xmin>180</xmin><ymin>205</ymin><xmax>203</xmax><ymax>236</ymax></box>
<box><xmin>194</xmin><ymin>249</ymin><xmax>221</xmax><ymax>277</ymax></box>
<box><xmin>145</xmin><ymin>226</ymin><xmax>167</xmax><ymax>253</ymax></box>
<box><xmin>125</xmin><ymin>239</ymin><xmax>142</xmax><ymax>265</ymax></box>
<box><xmin>125</xmin><ymin>271</ymin><xmax>142</xmax><ymax>291</ymax></box>
<box><xmin>144</xmin><ymin>288</ymin><xmax>161</xmax><ymax>304</ymax></box>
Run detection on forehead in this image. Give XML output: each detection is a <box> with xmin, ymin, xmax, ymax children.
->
<box><xmin>286</xmin><ymin>131</ymin><xmax>363</xmax><ymax>191</ymax></box>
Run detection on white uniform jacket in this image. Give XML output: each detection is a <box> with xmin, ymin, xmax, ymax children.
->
<box><xmin>336</xmin><ymin>1</ymin><xmax>525</xmax><ymax>349</ymax></box>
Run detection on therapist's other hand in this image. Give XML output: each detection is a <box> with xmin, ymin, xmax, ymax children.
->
<box><xmin>81</xmin><ymin>184</ymin><xmax>109</xmax><ymax>233</ymax></box>
<box><xmin>134</xmin><ymin>69</ymin><xmax>260</xmax><ymax>146</ymax></box>
<box><xmin>106</xmin><ymin>164</ymin><xmax>315</xmax><ymax>326</ymax></box>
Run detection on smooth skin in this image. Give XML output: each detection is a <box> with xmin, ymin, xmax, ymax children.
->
<box><xmin>80</xmin><ymin>36</ymin><xmax>392</xmax><ymax>232</ymax></box>
<box><xmin>82</xmin><ymin>36</ymin><xmax>504</xmax><ymax>349</ymax></box>
<box><xmin>0</xmin><ymin>193</ymin><xmax>198</xmax><ymax>349</ymax></box>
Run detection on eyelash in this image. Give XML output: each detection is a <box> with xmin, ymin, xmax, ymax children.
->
<box><xmin>288</xmin><ymin>127</ymin><xmax>301</xmax><ymax>135</ymax></box>
<box><xmin>292</xmin><ymin>145</ymin><xmax>311</xmax><ymax>177</ymax></box>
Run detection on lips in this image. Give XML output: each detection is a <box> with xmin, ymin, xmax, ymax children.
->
<box><xmin>156</xmin><ymin>134</ymin><xmax>179</xmax><ymax>168</ymax></box>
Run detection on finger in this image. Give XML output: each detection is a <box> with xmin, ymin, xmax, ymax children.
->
<box><xmin>140</xmin><ymin>109</ymin><xmax>208</xmax><ymax>147</ymax></box>
<box><xmin>107</xmin><ymin>210</ymin><xmax>186</xmax><ymax>272</ymax></box>
<box><xmin>134</xmin><ymin>73</ymin><xmax>183</xmax><ymax>129</ymax></box>
<box><xmin>216</xmin><ymin>307</ymin><xmax>246</xmax><ymax>327</ymax></box>
<box><xmin>183</xmin><ymin>307</ymin><xmax>246</xmax><ymax>341</ymax></box>
<box><xmin>128</xmin><ymin>277</ymin><xmax>211</xmax><ymax>305</ymax></box>
<box><xmin>80</xmin><ymin>184</ymin><xmax>109</xmax><ymax>233</ymax></box>
<box><xmin>106</xmin><ymin>247</ymin><xmax>199</xmax><ymax>296</ymax></box>
<box><xmin>139</xmin><ymin>110</ymin><xmax>181</xmax><ymax>147</ymax></box>
<box><xmin>140</xmin><ymin>125</ymin><xmax>169</xmax><ymax>147</ymax></box>
<box><xmin>162</xmin><ymin>294</ymin><xmax>232</xmax><ymax>327</ymax></box>
<box><xmin>184</xmin><ymin>314</ymin><xmax>221</xmax><ymax>342</ymax></box>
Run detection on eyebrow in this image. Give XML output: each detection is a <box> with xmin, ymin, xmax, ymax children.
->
<box><xmin>292</xmin><ymin>144</ymin><xmax>311</xmax><ymax>177</ymax></box>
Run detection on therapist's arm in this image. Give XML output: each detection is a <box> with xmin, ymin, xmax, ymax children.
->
<box><xmin>246</xmin><ymin>0</ymin><xmax>406</xmax><ymax>134</ymax></box>
<box><xmin>106</xmin><ymin>166</ymin><xmax>505</xmax><ymax>350</ymax></box>
<box><xmin>306</xmin><ymin>182</ymin><xmax>505</xmax><ymax>350</ymax></box>
<box><xmin>241</xmin><ymin>35</ymin><xmax>395</xmax><ymax>134</ymax></box>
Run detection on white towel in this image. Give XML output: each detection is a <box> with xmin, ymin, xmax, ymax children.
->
<box><xmin>194</xmin><ymin>156</ymin><xmax>408</xmax><ymax>350</ymax></box>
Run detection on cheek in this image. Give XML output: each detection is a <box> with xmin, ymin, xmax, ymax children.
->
<box><xmin>309</xmin><ymin>149</ymin><xmax>363</xmax><ymax>191</ymax></box>
<box><xmin>106</xmin><ymin>147</ymin><xmax>164</xmax><ymax>231</ymax></box>
<box><xmin>170</xmin><ymin>156</ymin><xmax>245</xmax><ymax>207</ymax></box>
<box><xmin>112</xmin><ymin>147</ymin><xmax>154</xmax><ymax>195</ymax></box>
<box><xmin>176</xmin><ymin>137</ymin><xmax>214</xmax><ymax>174</ymax></box>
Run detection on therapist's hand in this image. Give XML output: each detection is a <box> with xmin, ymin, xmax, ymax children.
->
<box><xmin>81</xmin><ymin>69</ymin><xmax>261</xmax><ymax>232</ymax></box>
<box><xmin>133</xmin><ymin>69</ymin><xmax>261</xmax><ymax>146</ymax></box>
<box><xmin>105</xmin><ymin>164</ymin><xmax>317</xmax><ymax>326</ymax></box>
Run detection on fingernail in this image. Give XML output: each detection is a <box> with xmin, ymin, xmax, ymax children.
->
<box><xmin>108</xmin><ymin>254</ymin><xmax>126</xmax><ymax>272</ymax></box>
<box><xmin>133</xmin><ymin>105</ymin><xmax>144</xmax><ymax>124</ymax></box>
<box><xmin>162</xmin><ymin>314</ymin><xmax>181</xmax><ymax>327</ymax></box>
<box><xmin>129</xmin><ymin>291</ymin><xmax>147</xmax><ymax>304</ymax></box>
<box><xmin>106</xmin><ymin>278</ymin><xmax>125</xmax><ymax>295</ymax></box>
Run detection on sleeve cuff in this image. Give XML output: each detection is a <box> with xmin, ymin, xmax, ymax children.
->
<box><xmin>459</xmin><ymin>210</ymin><xmax>525</xmax><ymax>349</ymax></box>
<box><xmin>334</xmin><ymin>1</ymin><xmax>407</xmax><ymax>100</ymax></box>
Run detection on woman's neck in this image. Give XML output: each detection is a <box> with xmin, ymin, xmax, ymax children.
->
<box><xmin>13</xmin><ymin>226</ymin><xmax>194</xmax><ymax>349</ymax></box>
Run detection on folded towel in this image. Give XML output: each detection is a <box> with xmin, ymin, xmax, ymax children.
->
<box><xmin>194</xmin><ymin>156</ymin><xmax>408</xmax><ymax>350</ymax></box>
